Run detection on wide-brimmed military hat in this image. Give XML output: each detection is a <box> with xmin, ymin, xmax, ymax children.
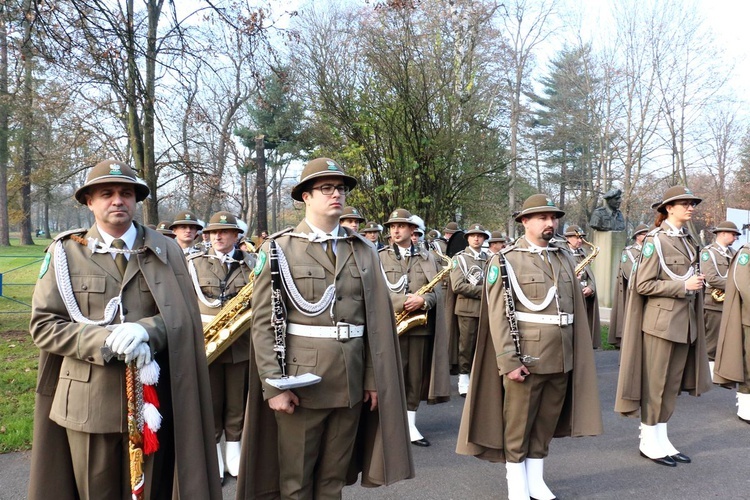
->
<box><xmin>291</xmin><ymin>158</ymin><xmax>357</xmax><ymax>202</ymax></box>
<box><xmin>443</xmin><ymin>222</ymin><xmax>460</xmax><ymax>233</ymax></box>
<box><xmin>488</xmin><ymin>231</ymin><xmax>506</xmax><ymax>243</ymax></box>
<box><xmin>384</xmin><ymin>208</ymin><xmax>417</xmax><ymax>227</ymax></box>
<box><xmin>427</xmin><ymin>229</ymin><xmax>441</xmax><ymax>240</ymax></box>
<box><xmin>464</xmin><ymin>223</ymin><xmax>489</xmax><ymax>240</ymax></box>
<box><xmin>74</xmin><ymin>159</ymin><xmax>150</xmax><ymax>204</ymax></box>
<box><xmin>156</xmin><ymin>221</ymin><xmax>175</xmax><ymax>238</ymax></box>
<box><xmin>361</xmin><ymin>221</ymin><xmax>382</xmax><ymax>233</ymax></box>
<box><xmin>654</xmin><ymin>186</ymin><xmax>702</xmax><ymax>214</ymax></box>
<box><xmin>203</xmin><ymin>211</ymin><xmax>242</xmax><ymax>233</ymax></box>
<box><xmin>170</xmin><ymin>210</ymin><xmax>203</xmax><ymax>230</ymax></box>
<box><xmin>340</xmin><ymin>206</ymin><xmax>365</xmax><ymax>223</ymax></box>
<box><xmin>564</xmin><ymin>225</ymin><xmax>585</xmax><ymax>237</ymax></box>
<box><xmin>712</xmin><ymin>220</ymin><xmax>741</xmax><ymax>235</ymax></box>
<box><xmin>515</xmin><ymin>194</ymin><xmax>565</xmax><ymax>222</ymax></box>
<box><xmin>631</xmin><ymin>223</ymin><xmax>649</xmax><ymax>238</ymax></box>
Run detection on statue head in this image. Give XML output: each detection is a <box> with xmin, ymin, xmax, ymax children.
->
<box><xmin>603</xmin><ymin>188</ymin><xmax>622</xmax><ymax>211</ymax></box>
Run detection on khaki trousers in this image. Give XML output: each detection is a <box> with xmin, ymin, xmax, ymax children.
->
<box><xmin>275</xmin><ymin>403</ymin><xmax>362</xmax><ymax>500</ymax></box>
<box><xmin>703</xmin><ymin>309</ymin><xmax>722</xmax><ymax>360</ymax></box>
<box><xmin>502</xmin><ymin>372</ymin><xmax>568</xmax><ymax>462</ymax></box>
<box><xmin>399</xmin><ymin>335</ymin><xmax>430</xmax><ymax>410</ymax></box>
<box><xmin>209</xmin><ymin>360</ymin><xmax>249</xmax><ymax>441</ymax></box>
<box><xmin>641</xmin><ymin>333</ymin><xmax>689</xmax><ymax>425</ymax></box>
<box><xmin>457</xmin><ymin>315</ymin><xmax>479</xmax><ymax>374</ymax></box>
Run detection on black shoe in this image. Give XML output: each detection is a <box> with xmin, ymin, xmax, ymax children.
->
<box><xmin>640</xmin><ymin>451</ymin><xmax>677</xmax><ymax>467</ymax></box>
<box><xmin>670</xmin><ymin>453</ymin><xmax>691</xmax><ymax>463</ymax></box>
<box><xmin>411</xmin><ymin>438</ymin><xmax>430</xmax><ymax>447</ymax></box>
<box><xmin>739</xmin><ymin>415</ymin><xmax>750</xmax><ymax>425</ymax></box>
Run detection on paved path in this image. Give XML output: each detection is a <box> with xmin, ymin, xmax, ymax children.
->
<box><xmin>2</xmin><ymin>350</ymin><xmax>749</xmax><ymax>499</ymax></box>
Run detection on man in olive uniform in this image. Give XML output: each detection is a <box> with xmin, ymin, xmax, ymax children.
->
<box><xmin>237</xmin><ymin>158</ymin><xmax>413</xmax><ymax>499</ymax></box>
<box><xmin>701</xmin><ymin>221</ymin><xmax>740</xmax><ymax>373</ymax></box>
<box><xmin>339</xmin><ymin>205</ymin><xmax>365</xmax><ymax>232</ymax></box>
<box><xmin>450</xmin><ymin>224</ymin><xmax>488</xmax><ymax>396</ymax></box>
<box><xmin>170</xmin><ymin>210</ymin><xmax>204</xmax><ymax>255</ymax></box>
<box><xmin>361</xmin><ymin>220</ymin><xmax>384</xmax><ymax>249</ymax></box>
<box><xmin>487</xmin><ymin>231</ymin><xmax>507</xmax><ymax>257</ymax></box>
<box><xmin>609</xmin><ymin>224</ymin><xmax>649</xmax><ymax>347</ymax></box>
<box><xmin>28</xmin><ymin>160</ymin><xmax>221</xmax><ymax>500</ymax></box>
<box><xmin>434</xmin><ymin>221</ymin><xmax>460</xmax><ymax>255</ymax></box>
<box><xmin>379</xmin><ymin>208</ymin><xmax>444</xmax><ymax>447</ymax></box>
<box><xmin>564</xmin><ymin>225</ymin><xmax>601</xmax><ymax>349</ymax></box>
<box><xmin>456</xmin><ymin>194</ymin><xmax>602</xmax><ymax>500</ymax></box>
<box><xmin>187</xmin><ymin>211</ymin><xmax>255</xmax><ymax>482</ymax></box>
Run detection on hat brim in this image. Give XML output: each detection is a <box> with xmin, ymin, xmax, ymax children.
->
<box><xmin>712</xmin><ymin>227</ymin><xmax>741</xmax><ymax>235</ymax></box>
<box><xmin>383</xmin><ymin>218</ymin><xmax>416</xmax><ymax>227</ymax></box>
<box><xmin>291</xmin><ymin>173</ymin><xmax>357</xmax><ymax>202</ymax></box>
<box><xmin>75</xmin><ymin>178</ymin><xmax>150</xmax><ymax>204</ymax></box>
<box><xmin>464</xmin><ymin>231</ymin><xmax>488</xmax><ymax>240</ymax></box>
<box><xmin>203</xmin><ymin>224</ymin><xmax>242</xmax><ymax>233</ymax></box>
<box><xmin>655</xmin><ymin>195</ymin><xmax>702</xmax><ymax>214</ymax></box>
<box><xmin>169</xmin><ymin>220</ymin><xmax>203</xmax><ymax>230</ymax></box>
<box><xmin>515</xmin><ymin>207</ymin><xmax>565</xmax><ymax>223</ymax></box>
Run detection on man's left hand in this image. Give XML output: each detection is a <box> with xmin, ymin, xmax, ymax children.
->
<box><xmin>364</xmin><ymin>390</ymin><xmax>378</xmax><ymax>411</ymax></box>
<box><xmin>582</xmin><ymin>286</ymin><xmax>594</xmax><ymax>297</ymax></box>
<box><xmin>403</xmin><ymin>294</ymin><xmax>425</xmax><ymax>312</ymax></box>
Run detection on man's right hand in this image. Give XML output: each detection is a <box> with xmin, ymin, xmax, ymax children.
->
<box><xmin>506</xmin><ymin>365</ymin><xmax>530</xmax><ymax>382</ymax></box>
<box><xmin>269</xmin><ymin>390</ymin><xmax>300</xmax><ymax>414</ymax></box>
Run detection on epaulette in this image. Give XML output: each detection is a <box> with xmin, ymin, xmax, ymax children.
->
<box><xmin>186</xmin><ymin>251</ymin><xmax>204</xmax><ymax>262</ymax></box>
<box><xmin>377</xmin><ymin>245</ymin><xmax>392</xmax><ymax>254</ymax></box>
<box><xmin>52</xmin><ymin>228</ymin><xmax>87</xmax><ymax>243</ymax></box>
<box><xmin>267</xmin><ymin>227</ymin><xmax>294</xmax><ymax>240</ymax></box>
<box><xmin>46</xmin><ymin>228</ymin><xmax>87</xmax><ymax>252</ymax></box>
<box><xmin>646</xmin><ymin>227</ymin><xmax>661</xmax><ymax>237</ymax></box>
<box><xmin>500</xmin><ymin>244</ymin><xmax>517</xmax><ymax>255</ymax></box>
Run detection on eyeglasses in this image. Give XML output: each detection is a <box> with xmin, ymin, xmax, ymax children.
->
<box><xmin>673</xmin><ymin>200</ymin><xmax>698</xmax><ymax>208</ymax></box>
<box><xmin>311</xmin><ymin>184</ymin><xmax>350</xmax><ymax>196</ymax></box>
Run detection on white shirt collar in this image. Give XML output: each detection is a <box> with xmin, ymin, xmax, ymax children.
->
<box><xmin>98</xmin><ymin>224</ymin><xmax>137</xmax><ymax>258</ymax></box>
<box><xmin>523</xmin><ymin>237</ymin><xmax>549</xmax><ymax>253</ymax></box>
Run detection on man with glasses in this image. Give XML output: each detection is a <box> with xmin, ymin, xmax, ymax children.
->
<box><xmin>238</xmin><ymin>158</ymin><xmax>413</xmax><ymax>499</ymax></box>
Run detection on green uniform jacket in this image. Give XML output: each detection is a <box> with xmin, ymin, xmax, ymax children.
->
<box><xmin>236</xmin><ymin>222</ymin><xmax>414</xmax><ymax>499</ymax></box>
<box><xmin>714</xmin><ymin>244</ymin><xmax>750</xmax><ymax>385</ymax></box>
<box><xmin>455</xmin><ymin>240</ymin><xmax>603</xmax><ymax>462</ymax></box>
<box><xmin>28</xmin><ymin>223</ymin><xmax>222</xmax><ymax>500</ymax></box>
<box><xmin>615</xmin><ymin>226</ymin><xmax>712</xmax><ymax>416</ymax></box>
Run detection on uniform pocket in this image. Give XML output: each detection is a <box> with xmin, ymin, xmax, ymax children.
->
<box><xmin>70</xmin><ymin>275</ymin><xmax>106</xmax><ymax>318</ymax></box>
<box><xmin>54</xmin><ymin>359</ymin><xmax>91</xmax><ymax>424</ymax></box>
<box><xmin>518</xmin><ymin>273</ymin><xmax>546</xmax><ymax>300</ymax></box>
<box><xmin>645</xmin><ymin>297</ymin><xmax>674</xmax><ymax>332</ymax></box>
<box><xmin>292</xmin><ymin>265</ymin><xmax>327</xmax><ymax>299</ymax></box>
<box><xmin>287</xmin><ymin>346</ymin><xmax>317</xmax><ymax>376</ymax></box>
<box><xmin>347</xmin><ymin>265</ymin><xmax>364</xmax><ymax>301</ymax></box>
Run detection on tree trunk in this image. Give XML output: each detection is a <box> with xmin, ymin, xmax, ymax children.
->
<box><xmin>0</xmin><ymin>9</ymin><xmax>9</xmax><ymax>246</ymax></box>
<box><xmin>19</xmin><ymin>0</ymin><xmax>33</xmax><ymax>245</ymax></box>
<box><xmin>255</xmin><ymin>135</ymin><xmax>267</xmax><ymax>235</ymax></box>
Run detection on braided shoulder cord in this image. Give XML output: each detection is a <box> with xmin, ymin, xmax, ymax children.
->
<box><xmin>651</xmin><ymin>233</ymin><xmax>694</xmax><ymax>281</ymax></box>
<box><xmin>53</xmin><ymin>240</ymin><xmax>121</xmax><ymax>325</ymax></box>
<box><xmin>380</xmin><ymin>260</ymin><xmax>408</xmax><ymax>293</ymax></box>
<box><xmin>187</xmin><ymin>258</ymin><xmax>221</xmax><ymax>308</ymax></box>
<box><xmin>275</xmin><ymin>243</ymin><xmax>336</xmax><ymax>317</ymax></box>
<box><xmin>503</xmin><ymin>255</ymin><xmax>558</xmax><ymax>312</ymax></box>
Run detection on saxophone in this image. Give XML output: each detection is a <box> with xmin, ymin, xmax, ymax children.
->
<box><xmin>204</xmin><ymin>276</ymin><xmax>254</xmax><ymax>365</ymax></box>
<box><xmin>711</xmin><ymin>288</ymin><xmax>725</xmax><ymax>302</ymax></box>
<box><xmin>575</xmin><ymin>236</ymin><xmax>600</xmax><ymax>277</ymax></box>
<box><xmin>396</xmin><ymin>254</ymin><xmax>452</xmax><ymax>336</ymax></box>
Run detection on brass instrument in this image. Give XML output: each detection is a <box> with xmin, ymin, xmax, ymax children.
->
<box><xmin>711</xmin><ymin>288</ymin><xmax>725</xmax><ymax>302</ymax></box>
<box><xmin>574</xmin><ymin>236</ymin><xmax>600</xmax><ymax>277</ymax></box>
<box><xmin>396</xmin><ymin>254</ymin><xmax>452</xmax><ymax>336</ymax></box>
<box><xmin>204</xmin><ymin>276</ymin><xmax>254</xmax><ymax>365</ymax></box>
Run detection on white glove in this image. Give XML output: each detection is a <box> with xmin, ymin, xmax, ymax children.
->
<box><xmin>105</xmin><ymin>323</ymin><xmax>149</xmax><ymax>356</ymax></box>
<box><xmin>125</xmin><ymin>343</ymin><xmax>152</xmax><ymax>369</ymax></box>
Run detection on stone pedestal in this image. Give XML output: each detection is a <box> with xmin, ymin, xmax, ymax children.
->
<box><xmin>590</xmin><ymin>230</ymin><xmax>627</xmax><ymax>308</ymax></box>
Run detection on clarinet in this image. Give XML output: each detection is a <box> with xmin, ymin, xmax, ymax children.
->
<box><xmin>270</xmin><ymin>240</ymin><xmax>288</xmax><ymax>377</ymax></box>
<box><xmin>498</xmin><ymin>254</ymin><xmax>539</xmax><ymax>365</ymax></box>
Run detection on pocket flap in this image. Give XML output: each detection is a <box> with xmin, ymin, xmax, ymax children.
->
<box><xmin>520</xmin><ymin>328</ymin><xmax>541</xmax><ymax>341</ymax></box>
<box><xmin>199</xmin><ymin>276</ymin><xmax>220</xmax><ymax>287</ymax></box>
<box><xmin>666</xmin><ymin>255</ymin><xmax>685</xmax><ymax>266</ymax></box>
<box><xmin>59</xmin><ymin>359</ymin><xmax>91</xmax><ymax>382</ymax></box>
<box><xmin>518</xmin><ymin>273</ymin><xmax>545</xmax><ymax>285</ymax></box>
<box><xmin>288</xmin><ymin>347</ymin><xmax>317</xmax><ymax>367</ymax></box>
<box><xmin>650</xmin><ymin>298</ymin><xmax>674</xmax><ymax>311</ymax></box>
<box><xmin>348</xmin><ymin>265</ymin><xmax>361</xmax><ymax>278</ymax></box>
<box><xmin>70</xmin><ymin>275</ymin><xmax>105</xmax><ymax>293</ymax></box>
<box><xmin>292</xmin><ymin>266</ymin><xmax>326</xmax><ymax>279</ymax></box>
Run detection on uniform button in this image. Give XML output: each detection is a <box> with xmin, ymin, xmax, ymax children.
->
<box><xmin>336</xmin><ymin>275</ymin><xmax>341</xmax><ymax>280</ymax></box>
<box><xmin>307</xmin><ymin>271</ymin><xmax>312</xmax><ymax>276</ymax></box>
<box><xmin>65</xmin><ymin>371</ymin><xmax>70</xmax><ymax>376</ymax></box>
<box><xmin>86</xmin><ymin>356</ymin><xmax>94</xmax><ymax>362</ymax></box>
<box><xmin>81</xmin><ymin>285</ymin><xmax>88</xmax><ymax>290</ymax></box>
<box><xmin>337</xmin><ymin>296</ymin><xmax>342</xmax><ymax>301</ymax></box>
<box><xmin>122</xmin><ymin>307</ymin><xmax>128</xmax><ymax>315</ymax></box>
<box><xmin>292</xmin><ymin>357</ymin><xmax>297</xmax><ymax>362</ymax></box>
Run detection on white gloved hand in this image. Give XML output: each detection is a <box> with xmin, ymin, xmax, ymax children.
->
<box><xmin>105</xmin><ymin>323</ymin><xmax>149</xmax><ymax>356</ymax></box>
<box><xmin>125</xmin><ymin>343</ymin><xmax>153</xmax><ymax>369</ymax></box>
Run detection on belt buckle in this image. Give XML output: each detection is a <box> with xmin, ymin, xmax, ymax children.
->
<box><xmin>336</xmin><ymin>323</ymin><xmax>350</xmax><ymax>341</ymax></box>
<box><xmin>558</xmin><ymin>313</ymin><xmax>571</xmax><ymax>326</ymax></box>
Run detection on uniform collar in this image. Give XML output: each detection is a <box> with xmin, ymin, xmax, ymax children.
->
<box><xmin>97</xmin><ymin>223</ymin><xmax>137</xmax><ymax>251</ymax></box>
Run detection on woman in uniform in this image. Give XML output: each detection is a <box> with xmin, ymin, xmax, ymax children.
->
<box><xmin>615</xmin><ymin>186</ymin><xmax>712</xmax><ymax>467</ymax></box>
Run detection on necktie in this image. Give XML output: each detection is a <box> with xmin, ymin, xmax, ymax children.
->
<box><xmin>325</xmin><ymin>237</ymin><xmax>336</xmax><ymax>266</ymax></box>
<box><xmin>112</xmin><ymin>239</ymin><xmax>128</xmax><ymax>277</ymax></box>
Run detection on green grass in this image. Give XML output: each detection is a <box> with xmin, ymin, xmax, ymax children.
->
<box><xmin>0</xmin><ymin>237</ymin><xmax>49</xmax><ymax>452</ymax></box>
<box><xmin>600</xmin><ymin>325</ymin><xmax>616</xmax><ymax>350</ymax></box>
